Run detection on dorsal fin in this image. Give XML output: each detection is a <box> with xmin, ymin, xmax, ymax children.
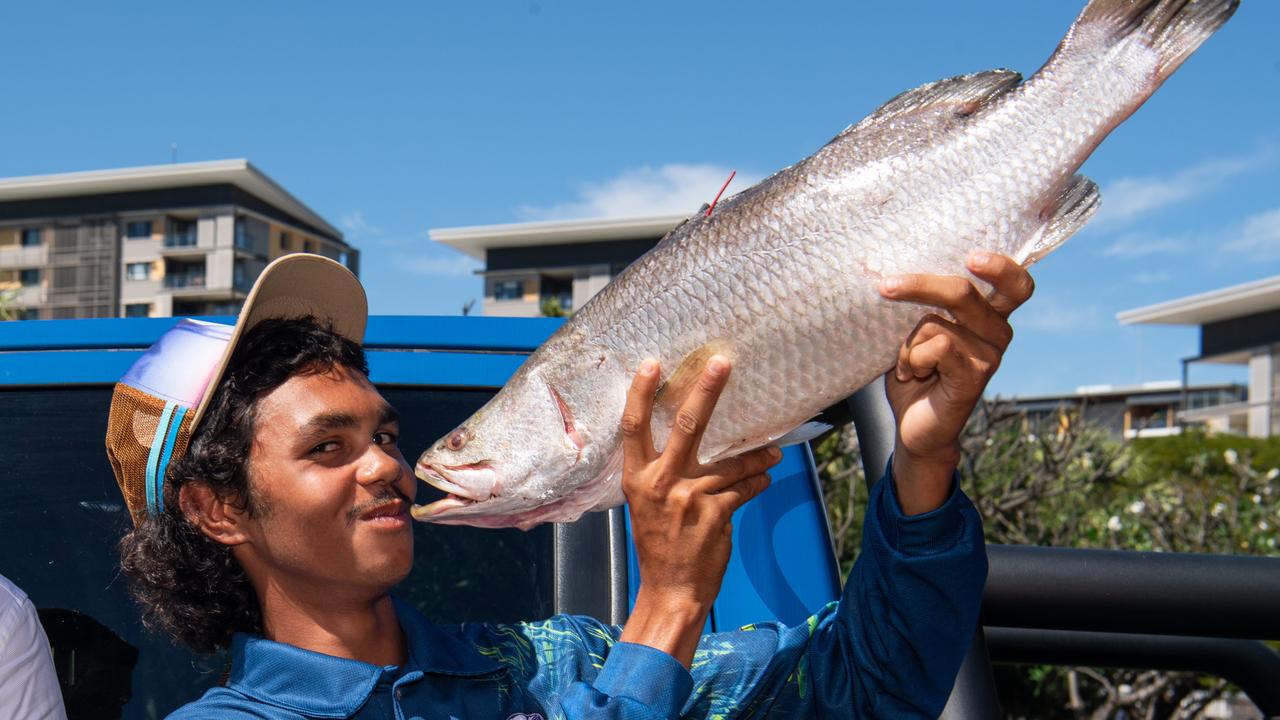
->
<box><xmin>834</xmin><ymin>69</ymin><xmax>1022</xmax><ymax>141</ymax></box>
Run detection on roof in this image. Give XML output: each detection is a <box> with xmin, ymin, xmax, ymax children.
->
<box><xmin>1116</xmin><ymin>274</ymin><xmax>1280</xmax><ymax>326</ymax></box>
<box><xmin>431</xmin><ymin>214</ymin><xmax>687</xmax><ymax>260</ymax></box>
<box><xmin>0</xmin><ymin>160</ymin><xmax>343</xmax><ymax>241</ymax></box>
<box><xmin>1005</xmin><ymin>380</ymin><xmax>1241</xmax><ymax>404</ymax></box>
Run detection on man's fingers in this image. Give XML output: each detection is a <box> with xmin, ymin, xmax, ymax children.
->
<box><xmin>897</xmin><ymin>317</ymin><xmax>1000</xmax><ymax>387</ymax></box>
<box><xmin>696</xmin><ymin>446</ymin><xmax>781</xmax><ymax>494</ymax></box>
<box><xmin>710</xmin><ymin>473</ymin><xmax>773</xmax><ymax>515</ymax></box>
<box><xmin>664</xmin><ymin>355</ymin><xmax>732</xmax><ymax>466</ymax></box>
<box><xmin>621</xmin><ymin>359</ymin><xmax>660</xmax><ymax>469</ymax></box>
<box><xmin>966</xmin><ymin>251</ymin><xmax>1035</xmax><ymax>318</ymax></box>
<box><xmin>880</xmin><ymin>272</ymin><xmax>1013</xmax><ymax>350</ymax></box>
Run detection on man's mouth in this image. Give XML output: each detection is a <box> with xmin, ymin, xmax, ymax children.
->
<box><xmin>358</xmin><ymin>498</ymin><xmax>407</xmax><ymax>522</ymax></box>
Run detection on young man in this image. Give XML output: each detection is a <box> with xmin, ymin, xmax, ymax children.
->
<box><xmin>110</xmin><ymin>251</ymin><xmax>1032</xmax><ymax>718</ymax></box>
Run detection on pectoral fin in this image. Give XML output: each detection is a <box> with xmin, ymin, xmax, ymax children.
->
<box><xmin>654</xmin><ymin>340</ymin><xmax>736</xmax><ymax>417</ymax></box>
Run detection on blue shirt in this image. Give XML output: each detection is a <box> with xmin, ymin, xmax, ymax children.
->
<box><xmin>169</xmin><ymin>468</ymin><xmax>987</xmax><ymax>719</ymax></box>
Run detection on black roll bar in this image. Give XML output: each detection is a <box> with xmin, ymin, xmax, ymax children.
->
<box><xmin>984</xmin><ymin>544</ymin><xmax>1280</xmax><ymax>639</ymax></box>
<box><xmin>986</xmin><ymin>627</ymin><xmax>1280</xmax><ymax>717</ymax></box>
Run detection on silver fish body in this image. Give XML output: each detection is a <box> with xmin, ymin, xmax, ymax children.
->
<box><xmin>414</xmin><ymin>0</ymin><xmax>1238</xmax><ymax>530</ymax></box>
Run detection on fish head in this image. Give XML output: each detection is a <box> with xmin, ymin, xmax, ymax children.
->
<box><xmin>411</xmin><ymin>370</ymin><xmax>589</xmax><ymax>526</ymax></box>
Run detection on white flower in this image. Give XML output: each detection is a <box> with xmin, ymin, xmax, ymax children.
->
<box><xmin>1127</xmin><ymin>500</ymin><xmax>1146</xmax><ymax>515</ymax></box>
<box><xmin>1266</xmin><ymin>468</ymin><xmax>1279</xmax><ymax>480</ymax></box>
<box><xmin>1107</xmin><ymin>515</ymin><xmax>1123</xmax><ymax>532</ymax></box>
<box><xmin>1259</xmin><ymin>520</ymin><xmax>1271</xmax><ymax>532</ymax></box>
<box><xmin>1253</xmin><ymin>494</ymin><xmax>1263</xmax><ymax>505</ymax></box>
<box><xmin>1025</xmin><ymin>434</ymin><xmax>1037</xmax><ymax>444</ymax></box>
<box><xmin>1211</xmin><ymin>502</ymin><xmax>1228</xmax><ymax>518</ymax></box>
<box><xmin>985</xmin><ymin>438</ymin><xmax>994</xmax><ymax>447</ymax></box>
<box><xmin>1224</xmin><ymin>448</ymin><xmax>1239</xmax><ymax>466</ymax></box>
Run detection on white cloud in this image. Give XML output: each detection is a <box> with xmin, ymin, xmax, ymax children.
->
<box><xmin>394</xmin><ymin>252</ymin><xmax>481</xmax><ymax>278</ymax></box>
<box><xmin>516</xmin><ymin>164</ymin><xmax>764</xmax><ymax>221</ymax></box>
<box><xmin>1091</xmin><ymin>150</ymin><xmax>1273</xmax><ymax>229</ymax></box>
<box><xmin>341</xmin><ymin>210</ymin><xmax>381</xmax><ymax>238</ymax></box>
<box><xmin>1100</xmin><ymin>232</ymin><xmax>1188</xmax><ymax>258</ymax></box>
<box><xmin>1014</xmin><ymin>296</ymin><xmax>1101</xmax><ymax>333</ymax></box>
<box><xmin>1132</xmin><ymin>271</ymin><xmax>1171</xmax><ymax>285</ymax></box>
<box><xmin>1224</xmin><ymin>208</ymin><xmax>1280</xmax><ymax>261</ymax></box>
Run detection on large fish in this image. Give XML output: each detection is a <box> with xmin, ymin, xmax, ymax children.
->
<box><xmin>413</xmin><ymin>0</ymin><xmax>1238</xmax><ymax>529</ymax></box>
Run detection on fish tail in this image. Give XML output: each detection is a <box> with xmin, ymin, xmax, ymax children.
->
<box><xmin>1071</xmin><ymin>0</ymin><xmax>1239</xmax><ymax>81</ymax></box>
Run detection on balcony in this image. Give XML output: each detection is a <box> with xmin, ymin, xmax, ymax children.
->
<box><xmin>164</xmin><ymin>231</ymin><xmax>197</xmax><ymax>248</ymax></box>
<box><xmin>164</xmin><ymin>273</ymin><xmax>206</xmax><ymax>290</ymax></box>
<box><xmin>14</xmin><ymin>285</ymin><xmax>46</xmax><ymax>306</ymax></box>
<box><xmin>0</xmin><ymin>245</ymin><xmax>48</xmax><ymax>267</ymax></box>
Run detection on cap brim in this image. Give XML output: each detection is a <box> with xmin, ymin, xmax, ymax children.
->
<box><xmin>188</xmin><ymin>254</ymin><xmax>367</xmax><ymax>433</ymax></box>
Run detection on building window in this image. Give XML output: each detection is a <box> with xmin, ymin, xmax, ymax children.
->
<box><xmin>279</xmin><ymin>231</ymin><xmax>292</xmax><ymax>251</ymax></box>
<box><xmin>126</xmin><ymin>262</ymin><xmax>151</xmax><ymax>281</ymax></box>
<box><xmin>19</xmin><ymin>269</ymin><xmax>40</xmax><ymax>286</ymax></box>
<box><xmin>163</xmin><ymin>260</ymin><xmax>205</xmax><ymax>289</ymax></box>
<box><xmin>125</xmin><ymin>221</ymin><xmax>153</xmax><ymax>239</ymax></box>
<box><xmin>124</xmin><ymin>303</ymin><xmax>150</xmax><ymax>318</ymax></box>
<box><xmin>166</xmin><ymin>219</ymin><xmax>197</xmax><ymax>247</ymax></box>
<box><xmin>235</xmin><ymin>216</ymin><xmax>268</xmax><ymax>254</ymax></box>
<box><xmin>233</xmin><ymin>259</ymin><xmax>257</xmax><ymax>292</ymax></box>
<box><xmin>20</xmin><ymin>228</ymin><xmax>41</xmax><ymax>246</ymax></box>
<box><xmin>303</xmin><ymin>239</ymin><xmax>315</xmax><ymax>254</ymax></box>
<box><xmin>493</xmin><ymin>280</ymin><xmax>523</xmax><ymax>300</ymax></box>
<box><xmin>18</xmin><ymin>308</ymin><xmax>38</xmax><ymax>321</ymax></box>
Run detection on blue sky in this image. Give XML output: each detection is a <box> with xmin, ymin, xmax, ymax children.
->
<box><xmin>2</xmin><ymin>1</ymin><xmax>1277</xmax><ymax>396</ymax></box>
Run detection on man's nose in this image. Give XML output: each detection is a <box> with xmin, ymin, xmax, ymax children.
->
<box><xmin>356</xmin><ymin>443</ymin><xmax>404</xmax><ymax>487</ymax></box>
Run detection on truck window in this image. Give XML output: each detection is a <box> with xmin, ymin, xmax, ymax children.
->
<box><xmin>0</xmin><ymin>385</ymin><xmax>555</xmax><ymax>719</ymax></box>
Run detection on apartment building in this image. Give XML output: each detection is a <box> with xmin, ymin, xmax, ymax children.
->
<box><xmin>431</xmin><ymin>214</ymin><xmax>685</xmax><ymax>317</ymax></box>
<box><xmin>1006</xmin><ymin>381</ymin><xmax>1248</xmax><ymax>440</ymax></box>
<box><xmin>1119</xmin><ymin>275</ymin><xmax>1280</xmax><ymax>437</ymax></box>
<box><xmin>0</xmin><ymin>160</ymin><xmax>355</xmax><ymax>319</ymax></box>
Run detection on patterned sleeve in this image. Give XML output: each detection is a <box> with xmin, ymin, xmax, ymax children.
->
<box><xmin>462</xmin><ymin>463</ymin><xmax>986</xmax><ymax>719</ymax></box>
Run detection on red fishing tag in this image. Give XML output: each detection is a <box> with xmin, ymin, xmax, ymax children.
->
<box><xmin>706</xmin><ymin>170</ymin><xmax>736</xmax><ymax>216</ymax></box>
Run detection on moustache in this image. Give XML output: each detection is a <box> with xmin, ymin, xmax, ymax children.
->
<box><xmin>348</xmin><ymin>486</ymin><xmax>412</xmax><ymax>526</ymax></box>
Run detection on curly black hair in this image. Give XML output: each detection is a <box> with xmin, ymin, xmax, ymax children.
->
<box><xmin>117</xmin><ymin>316</ymin><xmax>368</xmax><ymax>654</ymax></box>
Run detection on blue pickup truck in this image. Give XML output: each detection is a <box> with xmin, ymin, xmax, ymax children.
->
<box><xmin>7</xmin><ymin>316</ymin><xmax>1280</xmax><ymax>720</ymax></box>
<box><xmin>0</xmin><ymin>315</ymin><xmax>841</xmax><ymax>719</ymax></box>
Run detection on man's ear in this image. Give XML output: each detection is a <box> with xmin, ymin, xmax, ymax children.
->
<box><xmin>178</xmin><ymin>482</ymin><xmax>251</xmax><ymax>546</ymax></box>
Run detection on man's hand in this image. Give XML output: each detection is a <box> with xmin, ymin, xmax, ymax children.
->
<box><xmin>879</xmin><ymin>252</ymin><xmax>1035</xmax><ymax>515</ymax></box>
<box><xmin>618</xmin><ymin>356</ymin><xmax>780</xmax><ymax>668</ymax></box>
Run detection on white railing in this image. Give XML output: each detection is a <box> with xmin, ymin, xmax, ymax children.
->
<box><xmin>0</xmin><ymin>245</ymin><xmax>48</xmax><ymax>267</ymax></box>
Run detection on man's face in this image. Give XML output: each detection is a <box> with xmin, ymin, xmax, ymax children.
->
<box><xmin>234</xmin><ymin>364</ymin><xmax>416</xmax><ymax>597</ymax></box>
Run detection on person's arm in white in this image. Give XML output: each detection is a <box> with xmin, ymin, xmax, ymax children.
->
<box><xmin>0</xmin><ymin>575</ymin><xmax>67</xmax><ymax>720</ymax></box>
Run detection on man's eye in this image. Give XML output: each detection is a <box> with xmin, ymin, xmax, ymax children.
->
<box><xmin>374</xmin><ymin>431</ymin><xmax>398</xmax><ymax>446</ymax></box>
<box><xmin>310</xmin><ymin>441</ymin><xmax>341</xmax><ymax>455</ymax></box>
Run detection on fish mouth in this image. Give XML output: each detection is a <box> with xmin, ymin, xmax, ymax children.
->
<box><xmin>412</xmin><ymin>461</ymin><xmax>500</xmax><ymax>520</ymax></box>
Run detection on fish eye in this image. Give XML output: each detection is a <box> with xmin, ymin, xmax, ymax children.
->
<box><xmin>446</xmin><ymin>429</ymin><xmax>467</xmax><ymax>451</ymax></box>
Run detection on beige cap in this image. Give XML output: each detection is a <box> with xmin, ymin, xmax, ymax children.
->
<box><xmin>188</xmin><ymin>253</ymin><xmax>367</xmax><ymax>433</ymax></box>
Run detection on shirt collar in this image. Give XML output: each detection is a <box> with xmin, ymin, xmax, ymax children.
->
<box><xmin>225</xmin><ymin>597</ymin><xmax>503</xmax><ymax>717</ymax></box>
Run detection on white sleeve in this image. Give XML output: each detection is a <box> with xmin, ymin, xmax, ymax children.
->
<box><xmin>0</xmin><ymin>577</ymin><xmax>68</xmax><ymax>720</ymax></box>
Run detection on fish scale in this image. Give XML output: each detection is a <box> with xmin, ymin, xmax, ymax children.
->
<box><xmin>412</xmin><ymin>0</ymin><xmax>1239</xmax><ymax>530</ymax></box>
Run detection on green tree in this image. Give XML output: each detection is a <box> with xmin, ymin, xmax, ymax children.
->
<box><xmin>540</xmin><ymin>297</ymin><xmax>568</xmax><ymax>318</ymax></box>
<box><xmin>816</xmin><ymin>402</ymin><xmax>1279</xmax><ymax>718</ymax></box>
<box><xmin>0</xmin><ymin>288</ymin><xmax>20</xmax><ymax>321</ymax></box>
